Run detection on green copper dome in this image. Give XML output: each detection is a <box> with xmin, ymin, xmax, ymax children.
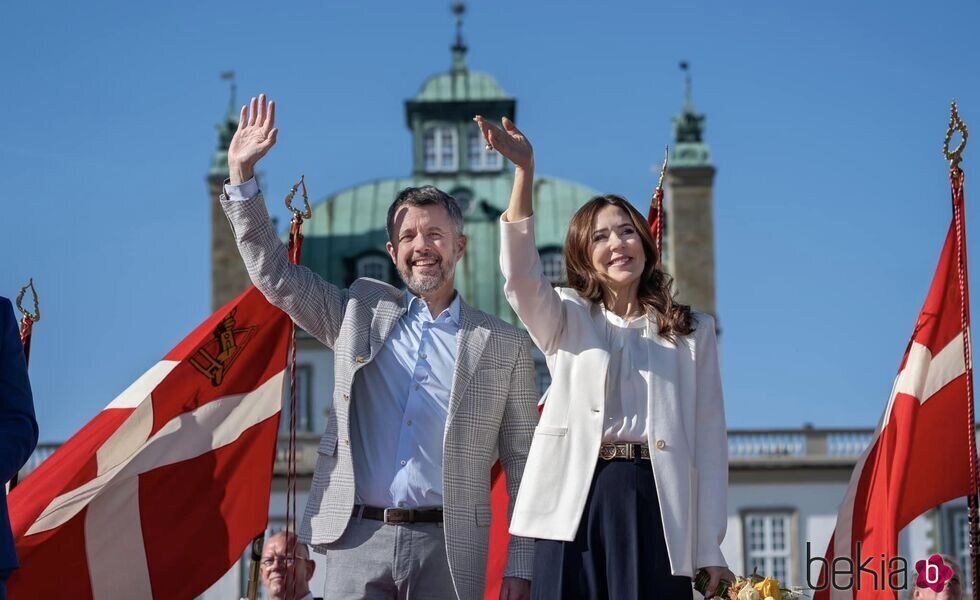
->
<box><xmin>413</xmin><ymin>26</ymin><xmax>511</xmax><ymax>103</ymax></box>
<box><xmin>415</xmin><ymin>69</ymin><xmax>511</xmax><ymax>102</ymax></box>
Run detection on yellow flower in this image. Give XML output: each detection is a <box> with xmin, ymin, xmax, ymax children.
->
<box><xmin>736</xmin><ymin>586</ymin><xmax>760</xmax><ymax>600</ymax></box>
<box><xmin>753</xmin><ymin>578</ymin><xmax>782</xmax><ymax>600</ymax></box>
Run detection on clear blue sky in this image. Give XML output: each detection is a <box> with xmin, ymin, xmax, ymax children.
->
<box><xmin>3</xmin><ymin>1</ymin><xmax>979</xmax><ymax>442</ymax></box>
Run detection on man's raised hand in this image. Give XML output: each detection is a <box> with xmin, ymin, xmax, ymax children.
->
<box><xmin>473</xmin><ymin>115</ymin><xmax>533</xmax><ymax>172</ymax></box>
<box><xmin>228</xmin><ymin>94</ymin><xmax>279</xmax><ymax>184</ymax></box>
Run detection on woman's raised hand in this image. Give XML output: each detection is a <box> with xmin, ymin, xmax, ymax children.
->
<box><xmin>473</xmin><ymin>115</ymin><xmax>534</xmax><ymax>171</ymax></box>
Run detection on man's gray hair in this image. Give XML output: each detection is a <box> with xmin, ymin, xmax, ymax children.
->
<box><xmin>386</xmin><ymin>186</ymin><xmax>464</xmax><ymax>241</ymax></box>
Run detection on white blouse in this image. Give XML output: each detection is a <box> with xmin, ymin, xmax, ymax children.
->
<box><xmin>595</xmin><ymin>307</ymin><xmax>650</xmax><ymax>442</ymax></box>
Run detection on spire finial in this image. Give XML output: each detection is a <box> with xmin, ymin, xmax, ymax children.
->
<box><xmin>210</xmin><ymin>70</ymin><xmax>239</xmax><ymax>178</ymax></box>
<box><xmin>670</xmin><ymin>60</ymin><xmax>710</xmax><ymax>164</ymax></box>
<box><xmin>450</xmin><ymin>2</ymin><xmax>467</xmax><ymax>72</ymax></box>
<box><xmin>679</xmin><ymin>61</ymin><xmax>693</xmax><ymax>112</ymax></box>
<box><xmin>221</xmin><ymin>70</ymin><xmax>237</xmax><ymax>119</ymax></box>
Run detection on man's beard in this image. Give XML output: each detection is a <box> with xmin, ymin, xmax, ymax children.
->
<box><xmin>397</xmin><ymin>254</ymin><xmax>457</xmax><ymax>295</ymax></box>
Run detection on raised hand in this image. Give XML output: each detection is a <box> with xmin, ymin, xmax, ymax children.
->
<box><xmin>473</xmin><ymin>115</ymin><xmax>533</xmax><ymax>171</ymax></box>
<box><xmin>227</xmin><ymin>94</ymin><xmax>279</xmax><ymax>184</ymax></box>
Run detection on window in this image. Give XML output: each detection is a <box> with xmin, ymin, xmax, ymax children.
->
<box><xmin>356</xmin><ymin>254</ymin><xmax>391</xmax><ymax>283</ymax></box>
<box><xmin>540</xmin><ymin>248</ymin><xmax>565</xmax><ymax>286</ymax></box>
<box><xmin>423</xmin><ymin>124</ymin><xmax>458</xmax><ymax>173</ymax></box>
<box><xmin>281</xmin><ymin>364</ymin><xmax>313</xmax><ymax>433</ymax></box>
<box><xmin>467</xmin><ymin>123</ymin><xmax>502</xmax><ymax>171</ymax></box>
<box><xmin>744</xmin><ymin>512</ymin><xmax>794</xmax><ymax>585</ymax></box>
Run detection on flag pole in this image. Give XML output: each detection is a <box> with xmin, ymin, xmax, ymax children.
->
<box><xmin>284</xmin><ymin>176</ymin><xmax>310</xmax><ymax>600</ymax></box>
<box><xmin>244</xmin><ymin>176</ymin><xmax>312</xmax><ymax>600</ymax></box>
<box><xmin>8</xmin><ymin>279</ymin><xmax>40</xmax><ymax>491</ymax></box>
<box><xmin>944</xmin><ymin>100</ymin><xmax>977</xmax><ymax>599</ymax></box>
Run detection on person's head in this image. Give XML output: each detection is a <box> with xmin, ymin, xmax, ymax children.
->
<box><xmin>385</xmin><ymin>186</ymin><xmax>467</xmax><ymax>299</ymax></box>
<box><xmin>912</xmin><ymin>555</ymin><xmax>963</xmax><ymax>600</ymax></box>
<box><xmin>564</xmin><ymin>194</ymin><xmax>694</xmax><ymax>338</ymax></box>
<box><xmin>260</xmin><ymin>531</ymin><xmax>316</xmax><ymax>600</ymax></box>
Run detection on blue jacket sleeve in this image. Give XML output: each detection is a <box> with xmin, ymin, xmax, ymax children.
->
<box><xmin>0</xmin><ymin>297</ymin><xmax>38</xmax><ymax>483</ymax></box>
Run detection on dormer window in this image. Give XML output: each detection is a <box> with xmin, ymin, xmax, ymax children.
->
<box><xmin>356</xmin><ymin>254</ymin><xmax>392</xmax><ymax>283</ymax></box>
<box><xmin>423</xmin><ymin>124</ymin><xmax>458</xmax><ymax>173</ymax></box>
<box><xmin>540</xmin><ymin>247</ymin><xmax>565</xmax><ymax>286</ymax></box>
<box><xmin>449</xmin><ymin>186</ymin><xmax>473</xmax><ymax>214</ymax></box>
<box><xmin>467</xmin><ymin>123</ymin><xmax>502</xmax><ymax>172</ymax></box>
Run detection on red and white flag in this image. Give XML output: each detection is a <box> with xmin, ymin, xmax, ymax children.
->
<box><xmin>815</xmin><ymin>173</ymin><xmax>977</xmax><ymax>598</ymax></box>
<box><xmin>8</xmin><ymin>287</ymin><xmax>291</xmax><ymax>598</ymax></box>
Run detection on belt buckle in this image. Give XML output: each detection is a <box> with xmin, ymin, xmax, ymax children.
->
<box><xmin>599</xmin><ymin>444</ymin><xmax>617</xmax><ymax>460</ymax></box>
<box><xmin>384</xmin><ymin>508</ymin><xmax>409</xmax><ymax>524</ymax></box>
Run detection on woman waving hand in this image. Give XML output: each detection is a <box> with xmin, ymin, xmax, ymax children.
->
<box><xmin>476</xmin><ymin>115</ymin><xmax>734</xmax><ymax>599</ymax></box>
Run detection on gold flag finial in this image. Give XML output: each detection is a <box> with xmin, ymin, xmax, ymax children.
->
<box><xmin>656</xmin><ymin>145</ymin><xmax>669</xmax><ymax>192</ymax></box>
<box><xmin>944</xmin><ymin>100</ymin><xmax>968</xmax><ymax>170</ymax></box>
<box><xmin>15</xmin><ymin>278</ymin><xmax>40</xmax><ymax>323</ymax></box>
<box><xmin>285</xmin><ymin>175</ymin><xmax>311</xmax><ymax>220</ymax></box>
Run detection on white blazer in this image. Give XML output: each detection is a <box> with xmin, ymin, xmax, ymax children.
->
<box><xmin>499</xmin><ymin>215</ymin><xmax>728</xmax><ymax>577</ymax></box>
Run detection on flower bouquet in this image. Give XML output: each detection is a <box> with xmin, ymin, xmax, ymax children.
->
<box><xmin>694</xmin><ymin>567</ymin><xmax>809</xmax><ymax>600</ymax></box>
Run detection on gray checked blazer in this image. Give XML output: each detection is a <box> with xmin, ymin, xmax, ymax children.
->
<box><xmin>220</xmin><ymin>191</ymin><xmax>538</xmax><ymax>599</ymax></box>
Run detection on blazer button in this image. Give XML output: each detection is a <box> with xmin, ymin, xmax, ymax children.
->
<box><xmin>655</xmin><ymin>439</ymin><xmax>666</xmax><ymax>450</ymax></box>
<box><xmin>355</xmin><ymin>356</ymin><xmax>367</xmax><ymax>363</ymax></box>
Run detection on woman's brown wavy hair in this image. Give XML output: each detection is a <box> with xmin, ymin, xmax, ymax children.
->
<box><xmin>563</xmin><ymin>194</ymin><xmax>695</xmax><ymax>339</ymax></box>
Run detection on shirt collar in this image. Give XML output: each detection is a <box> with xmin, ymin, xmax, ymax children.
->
<box><xmin>404</xmin><ymin>290</ymin><xmax>461</xmax><ymax>325</ymax></box>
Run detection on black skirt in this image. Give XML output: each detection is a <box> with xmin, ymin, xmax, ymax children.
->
<box><xmin>531</xmin><ymin>458</ymin><xmax>693</xmax><ymax>600</ymax></box>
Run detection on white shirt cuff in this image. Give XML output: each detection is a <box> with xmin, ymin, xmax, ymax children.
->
<box><xmin>223</xmin><ymin>177</ymin><xmax>259</xmax><ymax>202</ymax></box>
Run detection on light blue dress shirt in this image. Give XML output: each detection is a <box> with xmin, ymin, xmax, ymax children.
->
<box><xmin>349</xmin><ymin>292</ymin><xmax>460</xmax><ymax>509</ymax></box>
<box><xmin>225</xmin><ymin>178</ymin><xmax>460</xmax><ymax>509</ymax></box>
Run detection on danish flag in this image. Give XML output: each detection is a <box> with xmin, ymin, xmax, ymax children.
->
<box><xmin>7</xmin><ymin>287</ymin><xmax>291</xmax><ymax>598</ymax></box>
<box><xmin>815</xmin><ymin>170</ymin><xmax>978</xmax><ymax>597</ymax></box>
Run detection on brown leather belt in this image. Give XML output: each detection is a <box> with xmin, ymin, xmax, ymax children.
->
<box><xmin>354</xmin><ymin>505</ymin><xmax>444</xmax><ymax>524</ymax></box>
<box><xmin>599</xmin><ymin>442</ymin><xmax>651</xmax><ymax>461</ymax></box>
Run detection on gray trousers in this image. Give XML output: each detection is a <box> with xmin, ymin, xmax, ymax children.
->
<box><xmin>320</xmin><ymin>515</ymin><xmax>457</xmax><ymax>600</ymax></box>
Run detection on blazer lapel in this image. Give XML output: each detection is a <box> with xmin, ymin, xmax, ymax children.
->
<box><xmin>447</xmin><ymin>300</ymin><xmax>490</xmax><ymax>426</ymax></box>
